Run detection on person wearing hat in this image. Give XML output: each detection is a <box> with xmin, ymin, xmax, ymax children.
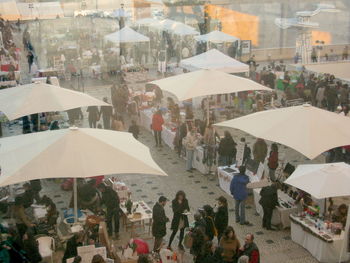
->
<box><xmin>152</xmin><ymin>196</ymin><xmax>169</xmax><ymax>252</ymax></box>
<box><xmin>100</xmin><ymin>97</ymin><xmax>113</xmax><ymax>130</ymax></box>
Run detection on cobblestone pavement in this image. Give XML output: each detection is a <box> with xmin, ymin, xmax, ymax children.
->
<box><xmin>2</xmin><ymin>82</ymin><xmax>331</xmax><ymax>262</ymax></box>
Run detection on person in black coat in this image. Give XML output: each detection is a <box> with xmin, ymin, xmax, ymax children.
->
<box><xmin>100</xmin><ymin>98</ymin><xmax>113</xmax><ymax>129</ymax></box>
<box><xmin>87</xmin><ymin>106</ymin><xmax>100</xmax><ymax>128</ymax></box>
<box><xmin>215</xmin><ymin>196</ymin><xmax>228</xmax><ymax>242</ymax></box>
<box><xmin>22</xmin><ymin>230</ymin><xmax>42</xmax><ymax>263</ymax></box>
<box><xmin>218</xmin><ymin>131</ymin><xmax>237</xmax><ymax>166</ymax></box>
<box><xmin>152</xmin><ymin>196</ymin><xmax>169</xmax><ymax>252</ymax></box>
<box><xmin>203</xmin><ymin>205</ymin><xmax>216</xmax><ymax>241</ymax></box>
<box><xmin>259</xmin><ymin>183</ymin><xmax>278</xmax><ymax>230</ymax></box>
<box><xmin>98</xmin><ymin>183</ymin><xmax>120</xmax><ymax>238</ymax></box>
<box><xmin>62</xmin><ymin>232</ymin><xmax>84</xmax><ymax>263</ymax></box>
<box><xmin>168</xmin><ymin>191</ymin><xmax>190</xmax><ymax>250</ymax></box>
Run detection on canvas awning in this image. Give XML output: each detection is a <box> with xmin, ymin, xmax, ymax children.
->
<box><xmin>104</xmin><ymin>26</ymin><xmax>150</xmax><ymax>43</ymax></box>
<box><xmin>180</xmin><ymin>49</ymin><xmax>249</xmax><ymax>73</ymax></box>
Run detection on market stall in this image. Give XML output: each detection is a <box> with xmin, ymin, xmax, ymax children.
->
<box><xmin>120</xmin><ymin>200</ymin><xmax>153</xmax><ymax>237</ymax></box>
<box><xmin>290</xmin><ymin>214</ymin><xmax>348</xmax><ymax>263</ymax></box>
<box><xmin>285</xmin><ymin>162</ymin><xmax>350</xmax><ymax>263</ymax></box>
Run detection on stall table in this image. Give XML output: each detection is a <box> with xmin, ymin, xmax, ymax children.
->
<box><xmin>120</xmin><ymin>201</ymin><xmax>152</xmax><ymax>238</ymax></box>
<box><xmin>253</xmin><ymin>189</ymin><xmax>298</xmax><ymax>228</ymax></box>
<box><xmin>290</xmin><ymin>214</ymin><xmax>350</xmax><ymax>263</ymax></box>
<box><xmin>38</xmin><ymin>68</ymin><xmax>58</xmax><ymax>77</ymax></box>
<box><xmin>217</xmin><ymin>165</ymin><xmax>260</xmax><ymax>195</ymax></box>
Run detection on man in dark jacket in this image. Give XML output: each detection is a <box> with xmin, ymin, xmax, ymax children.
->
<box><xmin>100</xmin><ymin>97</ymin><xmax>113</xmax><ymax>129</ymax></box>
<box><xmin>98</xmin><ymin>183</ymin><xmax>120</xmax><ymax>238</ymax></box>
<box><xmin>230</xmin><ymin>166</ymin><xmax>249</xmax><ymax>225</ymax></box>
<box><xmin>218</xmin><ymin>131</ymin><xmax>237</xmax><ymax>166</ymax></box>
<box><xmin>62</xmin><ymin>232</ymin><xmax>84</xmax><ymax>263</ymax></box>
<box><xmin>30</xmin><ymin>179</ymin><xmax>42</xmax><ymax>204</ymax></box>
<box><xmin>152</xmin><ymin>196</ymin><xmax>168</xmax><ymax>252</ymax></box>
<box><xmin>259</xmin><ymin>183</ymin><xmax>278</xmax><ymax>230</ymax></box>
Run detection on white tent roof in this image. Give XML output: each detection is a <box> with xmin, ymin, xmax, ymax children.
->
<box><xmin>194</xmin><ymin>30</ymin><xmax>239</xmax><ymax>43</ymax></box>
<box><xmin>152</xmin><ymin>19</ymin><xmax>199</xmax><ymax>35</ymax></box>
<box><xmin>17</xmin><ymin>2</ymin><xmax>64</xmax><ymax>20</ymax></box>
<box><xmin>134</xmin><ymin>17</ymin><xmax>161</xmax><ymax>26</ymax></box>
<box><xmin>0</xmin><ymin>0</ymin><xmax>20</xmax><ymax>21</ymax></box>
<box><xmin>0</xmin><ymin>128</ymin><xmax>166</xmax><ymax>187</ymax></box>
<box><xmin>149</xmin><ymin>69</ymin><xmax>271</xmax><ymax>101</ymax></box>
<box><xmin>104</xmin><ymin>26</ymin><xmax>150</xmax><ymax>43</ymax></box>
<box><xmin>285</xmin><ymin>162</ymin><xmax>350</xmax><ymax>199</ymax></box>
<box><xmin>304</xmin><ymin>62</ymin><xmax>350</xmax><ymax>82</ymax></box>
<box><xmin>214</xmin><ymin>104</ymin><xmax>350</xmax><ymax>160</ymax></box>
<box><xmin>180</xmin><ymin>49</ymin><xmax>249</xmax><ymax>73</ymax></box>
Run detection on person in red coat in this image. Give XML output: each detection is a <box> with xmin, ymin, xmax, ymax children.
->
<box><xmin>268</xmin><ymin>143</ymin><xmax>279</xmax><ymax>182</ymax></box>
<box><xmin>152</xmin><ymin>110</ymin><xmax>164</xmax><ymax>147</ymax></box>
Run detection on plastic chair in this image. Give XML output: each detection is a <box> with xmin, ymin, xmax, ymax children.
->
<box><xmin>36</xmin><ymin>236</ymin><xmax>55</xmax><ymax>263</ymax></box>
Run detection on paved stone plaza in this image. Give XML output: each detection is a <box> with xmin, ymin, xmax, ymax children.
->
<box><xmin>2</xmin><ymin>82</ymin><xmax>331</xmax><ymax>262</ymax></box>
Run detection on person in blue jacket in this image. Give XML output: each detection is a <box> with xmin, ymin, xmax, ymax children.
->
<box><xmin>230</xmin><ymin>166</ymin><xmax>250</xmax><ymax>225</ymax></box>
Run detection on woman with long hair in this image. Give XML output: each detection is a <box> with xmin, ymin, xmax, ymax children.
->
<box><xmin>168</xmin><ymin>191</ymin><xmax>190</xmax><ymax>250</ymax></box>
<box><xmin>215</xmin><ymin>196</ymin><xmax>229</xmax><ymax>242</ymax></box>
<box><xmin>219</xmin><ymin>226</ymin><xmax>241</xmax><ymax>263</ymax></box>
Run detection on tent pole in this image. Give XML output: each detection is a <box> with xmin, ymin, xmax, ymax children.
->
<box><xmin>74</xmin><ymin>178</ymin><xmax>78</xmax><ymax>223</ymax></box>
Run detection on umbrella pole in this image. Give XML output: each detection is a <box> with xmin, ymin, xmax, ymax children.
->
<box><xmin>37</xmin><ymin>113</ymin><xmax>40</xmax><ymax>132</ymax></box>
<box><xmin>207</xmin><ymin>96</ymin><xmax>210</xmax><ymax>125</ymax></box>
<box><xmin>74</xmin><ymin>178</ymin><xmax>78</xmax><ymax>223</ymax></box>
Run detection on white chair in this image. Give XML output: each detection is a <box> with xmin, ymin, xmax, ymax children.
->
<box><xmin>36</xmin><ymin>236</ymin><xmax>55</xmax><ymax>263</ymax></box>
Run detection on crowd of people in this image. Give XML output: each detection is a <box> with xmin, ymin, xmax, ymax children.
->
<box><xmin>0</xmin><ymin>17</ymin><xmax>19</xmax><ymax>81</ymax></box>
<box><xmin>151</xmin><ymin>191</ymin><xmax>260</xmax><ymax>263</ymax></box>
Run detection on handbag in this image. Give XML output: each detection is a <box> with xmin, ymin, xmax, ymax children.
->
<box><xmin>184</xmin><ymin>231</ymin><xmax>193</xmax><ymax>249</ymax></box>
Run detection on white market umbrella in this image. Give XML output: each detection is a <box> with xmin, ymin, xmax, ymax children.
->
<box><xmin>0</xmin><ymin>128</ymin><xmax>166</xmax><ymax>187</ymax></box>
<box><xmin>104</xmin><ymin>26</ymin><xmax>150</xmax><ymax>43</ymax></box>
<box><xmin>194</xmin><ymin>30</ymin><xmax>239</xmax><ymax>43</ymax></box>
<box><xmin>149</xmin><ymin>69</ymin><xmax>271</xmax><ymax>101</ymax></box>
<box><xmin>180</xmin><ymin>49</ymin><xmax>249</xmax><ymax>73</ymax></box>
<box><xmin>0</xmin><ymin>128</ymin><xmax>166</xmax><ymax>221</ymax></box>
<box><xmin>285</xmin><ymin>162</ymin><xmax>350</xmax><ymax>199</ymax></box>
<box><xmin>214</xmin><ymin>104</ymin><xmax>350</xmax><ymax>159</ymax></box>
<box><xmin>0</xmin><ymin>83</ymin><xmax>109</xmax><ymax>121</ymax></box>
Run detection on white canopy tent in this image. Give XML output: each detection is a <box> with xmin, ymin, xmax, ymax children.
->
<box><xmin>194</xmin><ymin>30</ymin><xmax>239</xmax><ymax>43</ymax></box>
<box><xmin>17</xmin><ymin>2</ymin><xmax>64</xmax><ymax>20</ymax></box>
<box><xmin>303</xmin><ymin>62</ymin><xmax>350</xmax><ymax>82</ymax></box>
<box><xmin>180</xmin><ymin>49</ymin><xmax>249</xmax><ymax>73</ymax></box>
<box><xmin>151</xmin><ymin>19</ymin><xmax>199</xmax><ymax>36</ymax></box>
<box><xmin>104</xmin><ymin>26</ymin><xmax>150</xmax><ymax>43</ymax></box>
<box><xmin>134</xmin><ymin>17</ymin><xmax>161</xmax><ymax>27</ymax></box>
